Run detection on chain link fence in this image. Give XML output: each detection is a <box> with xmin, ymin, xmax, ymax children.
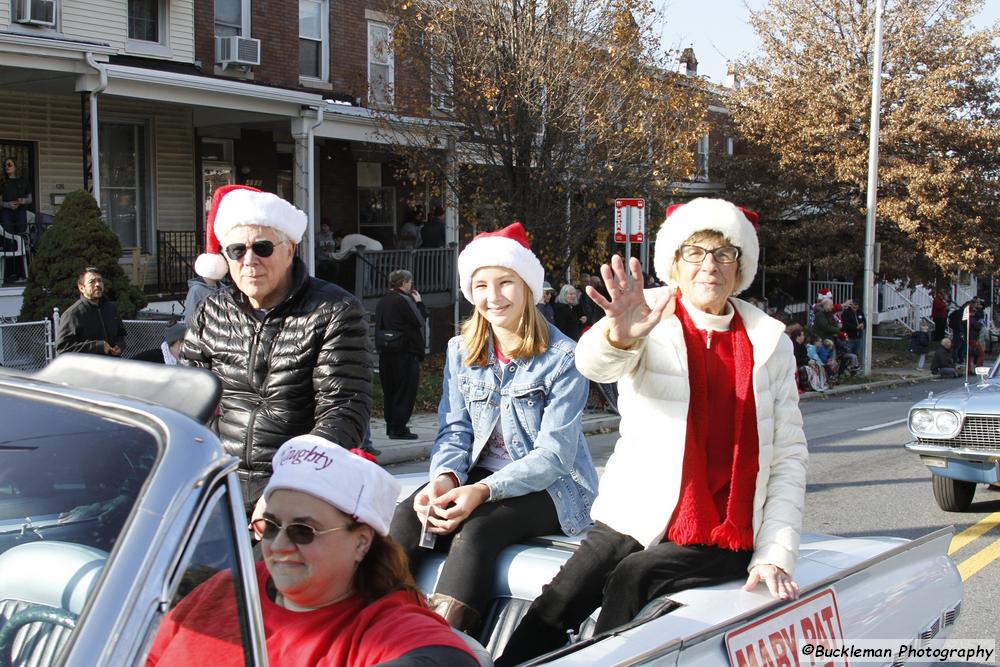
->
<box><xmin>0</xmin><ymin>313</ymin><xmax>175</xmax><ymax>371</ymax></box>
<box><xmin>0</xmin><ymin>319</ymin><xmax>53</xmax><ymax>370</ymax></box>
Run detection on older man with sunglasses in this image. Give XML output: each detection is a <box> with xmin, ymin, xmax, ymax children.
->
<box><xmin>182</xmin><ymin>185</ymin><xmax>372</xmax><ymax>513</ymax></box>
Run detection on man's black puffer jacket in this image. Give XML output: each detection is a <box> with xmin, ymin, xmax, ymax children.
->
<box><xmin>183</xmin><ymin>258</ymin><xmax>373</xmax><ymax>507</ymax></box>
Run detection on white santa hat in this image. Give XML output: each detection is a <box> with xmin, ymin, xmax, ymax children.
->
<box><xmin>458</xmin><ymin>222</ymin><xmax>545</xmax><ymax>304</ymax></box>
<box><xmin>653</xmin><ymin>198</ymin><xmax>760</xmax><ymax>295</ymax></box>
<box><xmin>264</xmin><ymin>435</ymin><xmax>401</xmax><ymax>537</ymax></box>
<box><xmin>194</xmin><ymin>185</ymin><xmax>308</xmax><ymax>280</ymax></box>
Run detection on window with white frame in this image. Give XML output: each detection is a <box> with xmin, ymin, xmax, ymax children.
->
<box><xmin>100</xmin><ymin>121</ymin><xmax>151</xmax><ymax>252</ymax></box>
<box><xmin>127</xmin><ymin>0</ymin><xmax>163</xmax><ymax>43</ymax></box>
<box><xmin>368</xmin><ymin>21</ymin><xmax>394</xmax><ymax>106</ymax></box>
<box><xmin>430</xmin><ymin>36</ymin><xmax>454</xmax><ymax>111</ymax></box>
<box><xmin>299</xmin><ymin>0</ymin><xmax>328</xmax><ymax>80</ymax></box>
<box><xmin>11</xmin><ymin>0</ymin><xmax>57</xmax><ymax>28</ymax></box>
<box><xmin>215</xmin><ymin>0</ymin><xmax>248</xmax><ymax>37</ymax></box>
<box><xmin>696</xmin><ymin>134</ymin><xmax>709</xmax><ymax>180</ymax></box>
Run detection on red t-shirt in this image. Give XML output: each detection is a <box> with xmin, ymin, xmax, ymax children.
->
<box><xmin>147</xmin><ymin>562</ymin><xmax>474</xmax><ymax>666</ymax></box>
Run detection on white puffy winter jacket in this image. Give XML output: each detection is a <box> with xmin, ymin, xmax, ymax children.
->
<box><xmin>575</xmin><ymin>293</ymin><xmax>809</xmax><ymax>575</ymax></box>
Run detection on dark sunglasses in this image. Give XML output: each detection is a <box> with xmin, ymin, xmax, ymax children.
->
<box><xmin>249</xmin><ymin>517</ymin><xmax>347</xmax><ymax>545</ymax></box>
<box><xmin>225</xmin><ymin>240</ymin><xmax>284</xmax><ymax>261</ymax></box>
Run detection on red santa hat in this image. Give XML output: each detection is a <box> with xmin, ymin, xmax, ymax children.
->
<box><xmin>816</xmin><ymin>288</ymin><xmax>833</xmax><ymax>303</ymax></box>
<box><xmin>194</xmin><ymin>185</ymin><xmax>308</xmax><ymax>280</ymax></box>
<box><xmin>653</xmin><ymin>198</ymin><xmax>760</xmax><ymax>295</ymax></box>
<box><xmin>458</xmin><ymin>222</ymin><xmax>545</xmax><ymax>304</ymax></box>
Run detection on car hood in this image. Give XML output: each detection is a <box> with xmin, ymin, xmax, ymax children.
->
<box><xmin>912</xmin><ymin>380</ymin><xmax>1000</xmax><ymax>413</ymax></box>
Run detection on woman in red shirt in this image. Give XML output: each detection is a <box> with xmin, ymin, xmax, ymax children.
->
<box><xmin>147</xmin><ymin>435</ymin><xmax>477</xmax><ymax>666</ymax></box>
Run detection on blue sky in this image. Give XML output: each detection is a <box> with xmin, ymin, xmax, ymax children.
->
<box><xmin>656</xmin><ymin>0</ymin><xmax>1000</xmax><ymax>85</ymax></box>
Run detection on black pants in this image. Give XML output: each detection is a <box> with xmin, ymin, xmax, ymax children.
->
<box><xmin>379</xmin><ymin>351</ymin><xmax>420</xmax><ymax>432</ymax></box>
<box><xmin>932</xmin><ymin>317</ymin><xmax>947</xmax><ymax>342</ymax></box>
<box><xmin>496</xmin><ymin>522</ymin><xmax>752</xmax><ymax>666</ymax></box>
<box><xmin>390</xmin><ymin>467</ymin><xmax>560</xmax><ymax>615</ymax></box>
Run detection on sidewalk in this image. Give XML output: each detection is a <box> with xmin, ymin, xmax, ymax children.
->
<box><xmin>373</xmin><ymin>366</ymin><xmax>944</xmax><ymax>465</ymax></box>
<box><xmin>372</xmin><ymin>408</ymin><xmax>622</xmax><ymax>466</ymax></box>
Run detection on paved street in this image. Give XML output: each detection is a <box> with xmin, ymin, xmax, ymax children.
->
<box><xmin>387</xmin><ymin>377</ymin><xmax>999</xmax><ymax>648</ymax></box>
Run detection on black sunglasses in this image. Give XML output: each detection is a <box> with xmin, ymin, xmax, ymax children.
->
<box><xmin>249</xmin><ymin>517</ymin><xmax>347</xmax><ymax>545</ymax></box>
<box><xmin>225</xmin><ymin>240</ymin><xmax>283</xmax><ymax>261</ymax></box>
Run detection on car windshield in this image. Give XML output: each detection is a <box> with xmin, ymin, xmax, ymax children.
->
<box><xmin>0</xmin><ymin>392</ymin><xmax>159</xmax><ymax>656</ymax></box>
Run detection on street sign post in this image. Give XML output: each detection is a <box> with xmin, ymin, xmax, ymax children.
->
<box><xmin>615</xmin><ymin>198</ymin><xmax>645</xmax><ymax>289</ymax></box>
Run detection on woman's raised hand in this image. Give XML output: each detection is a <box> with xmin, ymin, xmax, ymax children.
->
<box><xmin>586</xmin><ymin>255</ymin><xmax>674</xmax><ymax>348</ymax></box>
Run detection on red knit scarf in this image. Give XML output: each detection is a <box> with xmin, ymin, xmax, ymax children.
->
<box><xmin>666</xmin><ymin>299</ymin><xmax>759</xmax><ymax>551</ymax></box>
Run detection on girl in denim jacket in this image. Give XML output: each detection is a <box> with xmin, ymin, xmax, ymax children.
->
<box><xmin>389</xmin><ymin>223</ymin><xmax>599</xmax><ymax>636</ymax></box>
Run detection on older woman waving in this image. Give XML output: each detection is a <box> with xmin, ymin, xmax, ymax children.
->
<box><xmin>498</xmin><ymin>198</ymin><xmax>809</xmax><ymax>665</ymax></box>
<box><xmin>148</xmin><ymin>435</ymin><xmax>478</xmax><ymax>666</ymax></box>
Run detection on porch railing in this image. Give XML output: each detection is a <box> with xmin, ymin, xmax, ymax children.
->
<box><xmin>352</xmin><ymin>246</ymin><xmax>458</xmax><ymax>299</ymax></box>
<box><xmin>156</xmin><ymin>230</ymin><xmax>201</xmax><ymax>294</ymax></box>
<box><xmin>877</xmin><ymin>282</ymin><xmax>933</xmax><ymax>332</ymax></box>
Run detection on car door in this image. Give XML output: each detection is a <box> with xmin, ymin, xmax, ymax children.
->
<box><xmin>139</xmin><ymin>474</ymin><xmax>267</xmax><ymax>666</ymax></box>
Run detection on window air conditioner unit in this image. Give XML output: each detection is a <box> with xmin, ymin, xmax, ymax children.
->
<box><xmin>216</xmin><ymin>36</ymin><xmax>261</xmax><ymax>67</ymax></box>
<box><xmin>14</xmin><ymin>0</ymin><xmax>56</xmax><ymax>26</ymax></box>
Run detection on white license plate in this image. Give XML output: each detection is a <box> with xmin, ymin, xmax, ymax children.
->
<box><xmin>725</xmin><ymin>588</ymin><xmax>847</xmax><ymax>666</ymax></box>
<box><xmin>920</xmin><ymin>456</ymin><xmax>948</xmax><ymax>469</ymax></box>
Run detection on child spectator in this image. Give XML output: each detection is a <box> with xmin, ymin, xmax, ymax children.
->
<box><xmin>804</xmin><ymin>334</ymin><xmax>829</xmax><ymax>391</ymax></box>
<box><xmin>821</xmin><ymin>339</ymin><xmax>839</xmax><ymax>380</ymax></box>
<box><xmin>909</xmin><ymin>324</ymin><xmax>930</xmax><ymax>370</ymax></box>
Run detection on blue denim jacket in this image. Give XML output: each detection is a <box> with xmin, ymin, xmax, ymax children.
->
<box><xmin>429</xmin><ymin>324</ymin><xmax>598</xmax><ymax>536</ymax></box>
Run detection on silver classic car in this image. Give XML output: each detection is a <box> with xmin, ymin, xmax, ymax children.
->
<box><xmin>0</xmin><ymin>355</ymin><xmax>963</xmax><ymax>666</ymax></box>
<box><xmin>906</xmin><ymin>358</ymin><xmax>1000</xmax><ymax>511</ymax></box>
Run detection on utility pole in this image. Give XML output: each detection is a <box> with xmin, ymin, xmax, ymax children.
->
<box><xmin>862</xmin><ymin>0</ymin><xmax>885</xmax><ymax>376</ymax></box>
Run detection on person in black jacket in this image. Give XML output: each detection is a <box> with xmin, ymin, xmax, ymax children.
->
<box><xmin>553</xmin><ymin>284</ymin><xmax>587</xmax><ymax>341</ymax></box>
<box><xmin>56</xmin><ymin>267</ymin><xmax>126</xmax><ymax>356</ymax></box>
<box><xmin>182</xmin><ymin>185</ymin><xmax>372</xmax><ymax>511</ymax></box>
<box><xmin>375</xmin><ymin>269</ymin><xmax>428</xmax><ymax>440</ymax></box>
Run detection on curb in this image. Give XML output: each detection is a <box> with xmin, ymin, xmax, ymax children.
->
<box><xmin>798</xmin><ymin>373</ymin><xmax>935</xmax><ymax>400</ymax></box>
<box><xmin>377</xmin><ymin>414</ymin><xmax>623</xmax><ymax>466</ymax></box>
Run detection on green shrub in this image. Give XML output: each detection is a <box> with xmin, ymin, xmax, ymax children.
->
<box><xmin>19</xmin><ymin>190</ymin><xmax>147</xmax><ymax>321</ymax></box>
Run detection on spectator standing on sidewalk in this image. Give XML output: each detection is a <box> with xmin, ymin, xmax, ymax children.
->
<box><xmin>375</xmin><ymin>269</ymin><xmax>428</xmax><ymax>440</ymax></box>
<box><xmin>930</xmin><ymin>290</ymin><xmax>949</xmax><ymax>342</ymax></box>
<box><xmin>537</xmin><ymin>281</ymin><xmax>556</xmax><ymax>323</ymax></box>
<box><xmin>390</xmin><ymin>222</ymin><xmax>598</xmax><ymax>637</ymax></box>
<box><xmin>909</xmin><ymin>324</ymin><xmax>930</xmax><ymax>370</ymax></box>
<box><xmin>812</xmin><ymin>298</ymin><xmax>841</xmax><ymax>340</ymax></box>
<box><xmin>840</xmin><ymin>299</ymin><xmax>864</xmax><ymax>359</ymax></box>
<box><xmin>553</xmin><ymin>284</ymin><xmax>587</xmax><ymax>340</ymax></box>
<box><xmin>182</xmin><ymin>185</ymin><xmax>372</xmax><ymax>512</ymax></box>
<box><xmin>183</xmin><ymin>275</ymin><xmax>226</xmax><ymax>324</ymax></box>
<box><xmin>56</xmin><ymin>267</ymin><xmax>126</xmax><ymax>356</ymax></box>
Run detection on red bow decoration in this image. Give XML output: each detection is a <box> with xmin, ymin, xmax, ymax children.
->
<box><xmin>349</xmin><ymin>448</ymin><xmax>378</xmax><ymax>463</ymax></box>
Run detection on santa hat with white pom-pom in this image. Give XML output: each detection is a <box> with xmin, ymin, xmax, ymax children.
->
<box><xmin>195</xmin><ymin>185</ymin><xmax>308</xmax><ymax>281</ymax></box>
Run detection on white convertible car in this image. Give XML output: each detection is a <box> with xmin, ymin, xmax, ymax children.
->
<box><xmin>0</xmin><ymin>356</ymin><xmax>962</xmax><ymax>666</ymax></box>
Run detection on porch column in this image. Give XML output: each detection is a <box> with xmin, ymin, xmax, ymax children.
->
<box><xmin>291</xmin><ymin>113</ymin><xmax>315</xmax><ymax>276</ymax></box>
<box><xmin>444</xmin><ymin>135</ymin><xmax>459</xmax><ymax>246</ymax></box>
<box><xmin>445</xmin><ymin>135</ymin><xmax>460</xmax><ymax>335</ymax></box>
<box><xmin>75</xmin><ymin>67</ymin><xmax>105</xmax><ymax>207</ymax></box>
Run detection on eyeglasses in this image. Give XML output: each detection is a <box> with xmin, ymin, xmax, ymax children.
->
<box><xmin>249</xmin><ymin>517</ymin><xmax>348</xmax><ymax>545</ymax></box>
<box><xmin>679</xmin><ymin>244</ymin><xmax>741</xmax><ymax>264</ymax></box>
<box><xmin>225</xmin><ymin>240</ymin><xmax>285</xmax><ymax>261</ymax></box>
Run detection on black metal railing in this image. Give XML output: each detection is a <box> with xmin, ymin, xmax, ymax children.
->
<box><xmin>156</xmin><ymin>230</ymin><xmax>201</xmax><ymax>293</ymax></box>
<box><xmin>352</xmin><ymin>246</ymin><xmax>457</xmax><ymax>299</ymax></box>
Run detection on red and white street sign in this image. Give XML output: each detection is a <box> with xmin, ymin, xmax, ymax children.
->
<box><xmin>614</xmin><ymin>198</ymin><xmax>645</xmax><ymax>243</ymax></box>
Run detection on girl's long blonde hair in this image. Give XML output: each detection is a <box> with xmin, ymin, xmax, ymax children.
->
<box><xmin>461</xmin><ymin>275</ymin><xmax>550</xmax><ymax>367</ymax></box>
